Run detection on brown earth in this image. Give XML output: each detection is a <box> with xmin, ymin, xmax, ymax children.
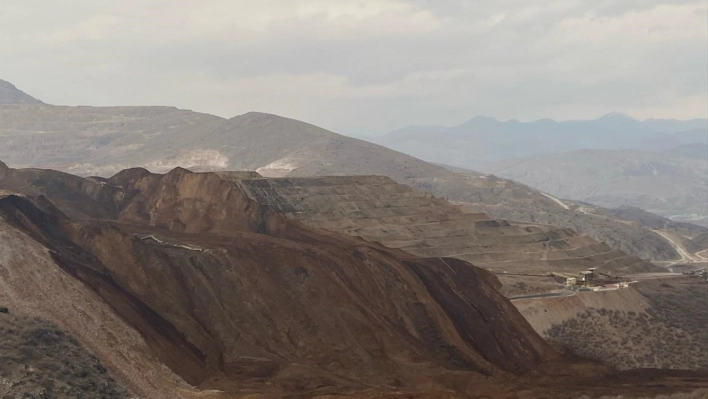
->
<box><xmin>1</xmin><ymin>163</ymin><xmax>708</xmax><ymax>398</ymax></box>
<box><xmin>1</xmin><ymin>164</ymin><xmax>553</xmax><ymax>397</ymax></box>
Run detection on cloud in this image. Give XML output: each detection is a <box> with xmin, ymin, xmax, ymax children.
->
<box><xmin>0</xmin><ymin>0</ymin><xmax>706</xmax><ymax>133</ymax></box>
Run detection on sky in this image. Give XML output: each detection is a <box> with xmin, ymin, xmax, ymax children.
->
<box><xmin>1</xmin><ymin>0</ymin><xmax>707</xmax><ymax>134</ymax></box>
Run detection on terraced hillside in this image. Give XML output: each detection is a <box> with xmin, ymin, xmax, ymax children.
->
<box><xmin>0</xmin><ymin>94</ymin><xmax>688</xmax><ymax>262</ymax></box>
<box><xmin>238</xmin><ymin>176</ymin><xmax>660</xmax><ymax>286</ymax></box>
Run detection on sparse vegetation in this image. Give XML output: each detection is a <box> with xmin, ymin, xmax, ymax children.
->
<box><xmin>545</xmin><ymin>280</ymin><xmax>708</xmax><ymax>371</ymax></box>
<box><xmin>576</xmin><ymin>389</ymin><xmax>708</xmax><ymax>399</ymax></box>
<box><xmin>0</xmin><ymin>313</ymin><xmax>132</xmax><ymax>398</ymax></box>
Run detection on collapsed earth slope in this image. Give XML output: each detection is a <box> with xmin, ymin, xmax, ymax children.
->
<box><xmin>2</xmin><ymin>163</ymin><xmax>708</xmax><ymax>398</ymax></box>
<box><xmin>1</xmin><ymin>162</ymin><xmax>560</xmax><ymax>398</ymax></box>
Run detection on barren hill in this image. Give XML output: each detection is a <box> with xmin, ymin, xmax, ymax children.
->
<box><xmin>0</xmin><ymin>163</ymin><xmax>559</xmax><ymax>397</ymax></box>
<box><xmin>2</xmin><ymin>163</ymin><xmax>707</xmax><ymax>398</ymax></box>
<box><xmin>476</xmin><ymin>149</ymin><xmax>708</xmax><ymax>225</ymax></box>
<box><xmin>236</xmin><ymin>175</ymin><xmax>661</xmax><ymax>291</ymax></box>
<box><xmin>0</xmin><ymin>79</ymin><xmax>43</xmax><ymax>104</ymax></box>
<box><xmin>1</xmin><ymin>161</ymin><xmax>664</xmax><ymax>295</ymax></box>
<box><xmin>378</xmin><ymin>115</ymin><xmax>708</xmax><ymax>228</ymax></box>
<box><xmin>0</xmin><ymin>99</ymin><xmax>690</xmax><ymax>261</ymax></box>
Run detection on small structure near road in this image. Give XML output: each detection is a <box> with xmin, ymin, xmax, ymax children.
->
<box><xmin>137</xmin><ymin>234</ymin><xmax>204</xmax><ymax>252</ymax></box>
<box><xmin>578</xmin><ymin>270</ymin><xmax>595</xmax><ymax>286</ymax></box>
<box><xmin>140</xmin><ymin>235</ymin><xmax>163</xmax><ymax>244</ymax></box>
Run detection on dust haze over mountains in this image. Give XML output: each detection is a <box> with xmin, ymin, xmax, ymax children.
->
<box><xmin>375</xmin><ymin>113</ymin><xmax>708</xmax><ymax>225</ymax></box>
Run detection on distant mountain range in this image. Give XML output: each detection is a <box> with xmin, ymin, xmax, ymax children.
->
<box><xmin>376</xmin><ymin>114</ymin><xmax>708</xmax><ymax>225</ymax></box>
<box><xmin>479</xmin><ymin>149</ymin><xmax>708</xmax><ymax>226</ymax></box>
<box><xmin>379</xmin><ymin>113</ymin><xmax>707</xmax><ymax>167</ymax></box>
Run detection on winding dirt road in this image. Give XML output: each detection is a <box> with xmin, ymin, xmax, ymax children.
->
<box><xmin>652</xmin><ymin>229</ymin><xmax>704</xmax><ymax>264</ymax></box>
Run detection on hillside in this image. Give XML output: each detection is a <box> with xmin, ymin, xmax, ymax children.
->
<box><xmin>0</xmin><ymin>164</ymin><xmax>559</xmax><ymax>398</ymax></box>
<box><xmin>0</xmin><ymin>95</ymin><xmax>691</xmax><ymax>261</ymax></box>
<box><xmin>237</xmin><ymin>175</ymin><xmax>660</xmax><ymax>292</ymax></box>
<box><xmin>0</xmin><ymin>313</ymin><xmax>132</xmax><ymax>398</ymax></box>
<box><xmin>662</xmin><ymin>143</ymin><xmax>708</xmax><ymax>160</ymax></box>
<box><xmin>0</xmin><ymin>79</ymin><xmax>44</xmax><ymax>104</ymax></box>
<box><xmin>476</xmin><ymin>149</ymin><xmax>708</xmax><ymax>224</ymax></box>
<box><xmin>377</xmin><ymin>115</ymin><xmax>708</xmax><ymax>227</ymax></box>
<box><xmin>0</xmin><ymin>104</ymin><xmax>224</xmax><ymax>174</ymax></box>
<box><xmin>422</xmin><ymin>167</ymin><xmax>689</xmax><ymax>262</ymax></box>
<box><xmin>2</xmin><ymin>163</ymin><xmax>708</xmax><ymax>398</ymax></box>
<box><xmin>516</xmin><ymin>277</ymin><xmax>708</xmax><ymax>371</ymax></box>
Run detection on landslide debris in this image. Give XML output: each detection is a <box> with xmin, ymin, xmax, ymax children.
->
<box><xmin>0</xmin><ymin>165</ymin><xmax>559</xmax><ymax>397</ymax></box>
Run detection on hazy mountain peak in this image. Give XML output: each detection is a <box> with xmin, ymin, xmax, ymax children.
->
<box><xmin>466</xmin><ymin>115</ymin><xmax>500</xmax><ymax>123</ymax></box>
<box><xmin>597</xmin><ymin>111</ymin><xmax>635</xmax><ymax>121</ymax></box>
<box><xmin>232</xmin><ymin>111</ymin><xmax>276</xmax><ymax>119</ymax></box>
<box><xmin>0</xmin><ymin>79</ymin><xmax>43</xmax><ymax>104</ymax></box>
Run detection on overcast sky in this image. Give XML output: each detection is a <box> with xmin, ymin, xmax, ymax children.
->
<box><xmin>1</xmin><ymin>0</ymin><xmax>706</xmax><ymax>134</ymax></box>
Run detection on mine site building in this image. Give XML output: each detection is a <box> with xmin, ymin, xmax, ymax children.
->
<box><xmin>578</xmin><ymin>271</ymin><xmax>594</xmax><ymax>285</ymax></box>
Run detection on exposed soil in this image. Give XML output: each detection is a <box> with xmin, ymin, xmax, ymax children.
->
<box><xmin>1</xmin><ymin>164</ymin><xmax>707</xmax><ymax>399</ymax></box>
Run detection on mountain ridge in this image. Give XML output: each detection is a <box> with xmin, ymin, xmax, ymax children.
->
<box><xmin>0</xmin><ymin>79</ymin><xmax>44</xmax><ymax>104</ymax></box>
<box><xmin>0</xmin><ymin>79</ymin><xmax>703</xmax><ymax>261</ymax></box>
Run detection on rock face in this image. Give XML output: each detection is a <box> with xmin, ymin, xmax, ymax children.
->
<box><xmin>0</xmin><ymin>79</ymin><xmax>43</xmax><ymax>104</ymax></box>
<box><xmin>0</xmin><ymin>163</ymin><xmax>559</xmax><ymax>397</ymax></box>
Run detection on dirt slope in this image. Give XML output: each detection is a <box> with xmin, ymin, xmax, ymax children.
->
<box><xmin>0</xmin><ymin>165</ymin><xmax>560</xmax><ymax>397</ymax></box>
<box><xmin>2</xmin><ymin>163</ymin><xmax>708</xmax><ymax>398</ymax></box>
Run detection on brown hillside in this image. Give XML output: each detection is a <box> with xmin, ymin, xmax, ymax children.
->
<box><xmin>2</xmin><ymin>164</ymin><xmax>708</xmax><ymax>398</ymax></box>
<box><xmin>0</xmin><ymin>166</ymin><xmax>558</xmax><ymax>397</ymax></box>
